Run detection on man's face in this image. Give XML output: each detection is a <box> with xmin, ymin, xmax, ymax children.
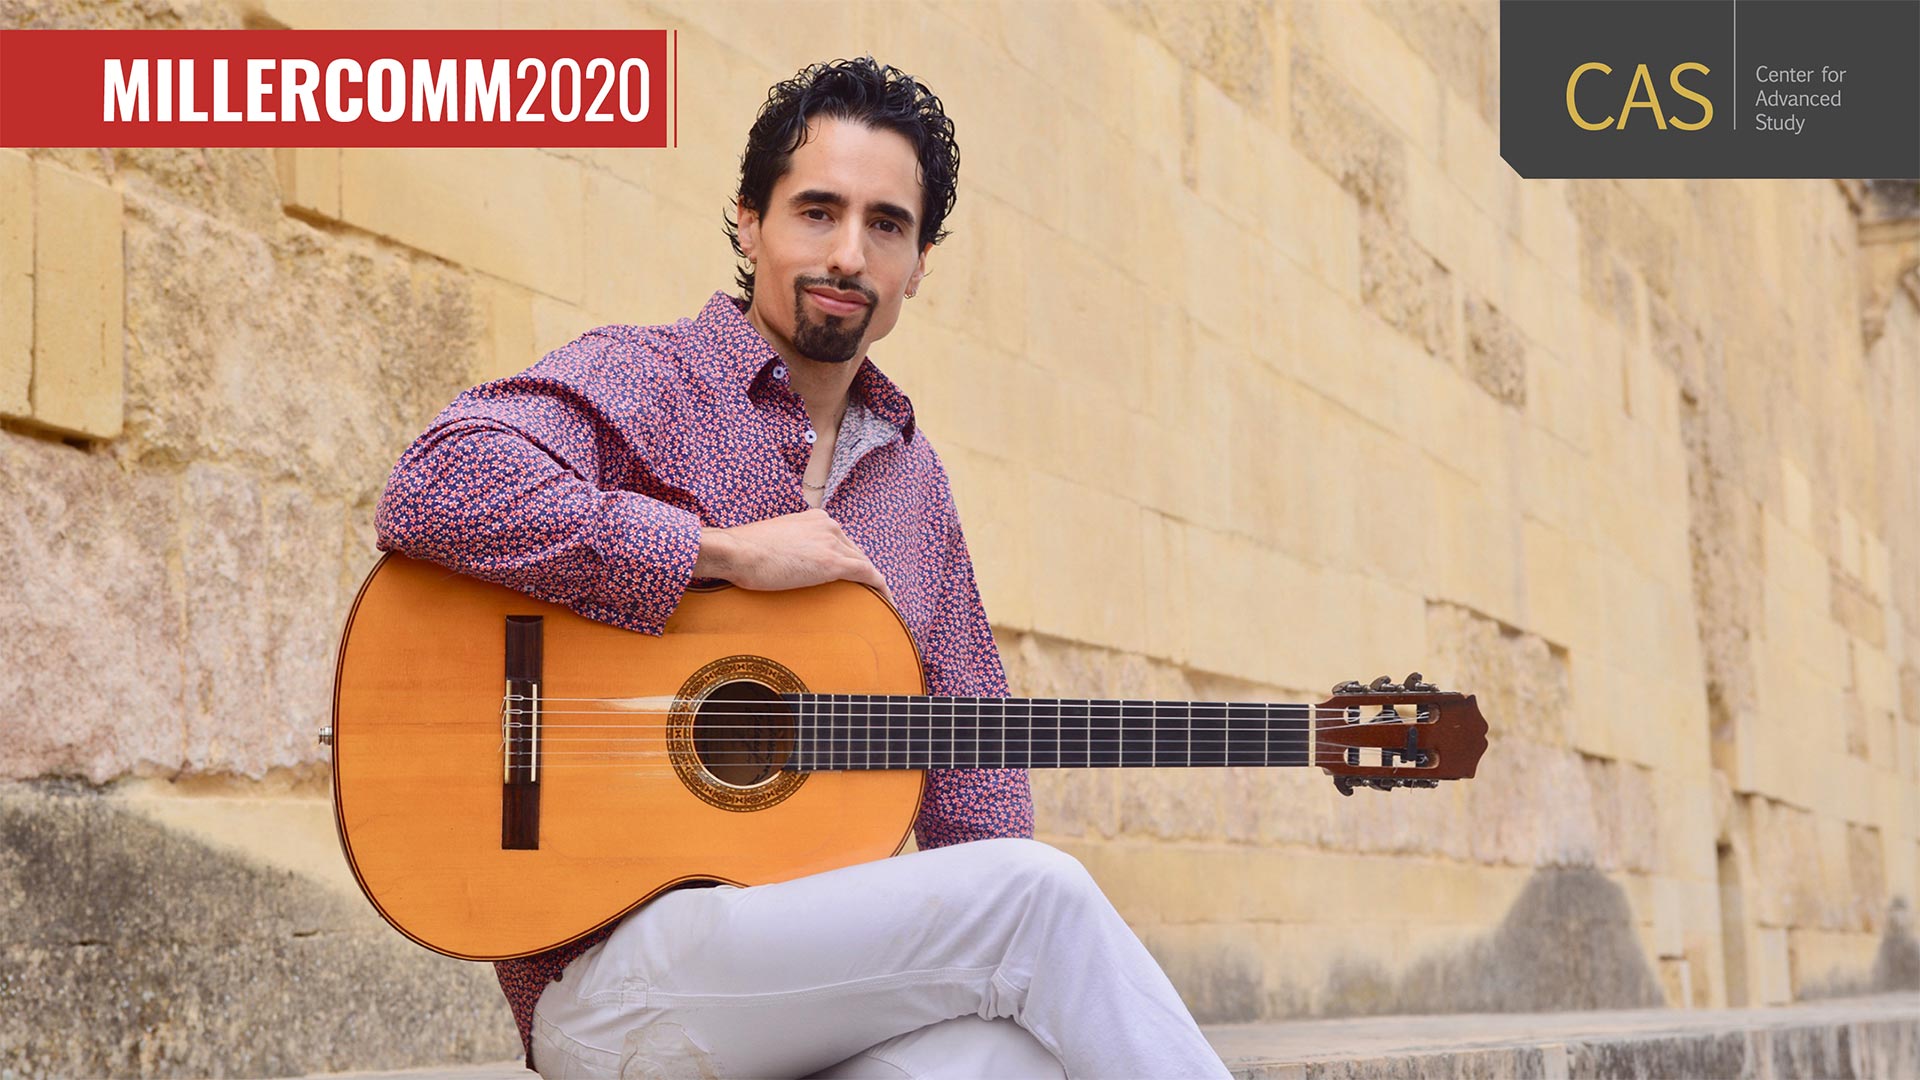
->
<box><xmin>737</xmin><ymin>116</ymin><xmax>930</xmax><ymax>366</ymax></box>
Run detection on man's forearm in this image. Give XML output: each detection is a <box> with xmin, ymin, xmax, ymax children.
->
<box><xmin>376</xmin><ymin>419</ymin><xmax>702</xmax><ymax>635</ymax></box>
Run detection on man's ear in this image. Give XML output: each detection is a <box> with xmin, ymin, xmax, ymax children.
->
<box><xmin>906</xmin><ymin>242</ymin><xmax>932</xmax><ymax>298</ymax></box>
<box><xmin>736</xmin><ymin>198</ymin><xmax>761</xmax><ymax>262</ymax></box>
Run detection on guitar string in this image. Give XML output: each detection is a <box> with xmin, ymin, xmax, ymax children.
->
<box><xmin>502</xmin><ymin>695</ymin><xmax>1424</xmax><ymax>708</ymax></box>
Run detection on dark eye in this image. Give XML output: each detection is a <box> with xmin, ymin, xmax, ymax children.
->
<box><xmin>874</xmin><ymin>219</ymin><xmax>901</xmax><ymax>234</ymax></box>
<box><xmin>803</xmin><ymin>208</ymin><xmax>829</xmax><ymax>221</ymax></box>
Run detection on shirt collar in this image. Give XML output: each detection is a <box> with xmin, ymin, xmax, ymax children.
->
<box><xmin>697</xmin><ymin>290</ymin><xmax>917</xmax><ymax>442</ymax></box>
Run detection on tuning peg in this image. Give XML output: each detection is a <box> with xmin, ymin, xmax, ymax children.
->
<box><xmin>1404</xmin><ymin>672</ymin><xmax>1438</xmax><ymax>692</ymax></box>
<box><xmin>1368</xmin><ymin>674</ymin><xmax>1403</xmax><ymax>693</ymax></box>
<box><xmin>1330</xmin><ymin>680</ymin><xmax>1368</xmax><ymax>696</ymax></box>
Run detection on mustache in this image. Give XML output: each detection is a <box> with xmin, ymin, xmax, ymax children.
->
<box><xmin>794</xmin><ymin>276</ymin><xmax>876</xmax><ymax>305</ymax></box>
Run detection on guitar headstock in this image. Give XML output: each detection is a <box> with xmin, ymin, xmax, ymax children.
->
<box><xmin>1312</xmin><ymin>672</ymin><xmax>1488</xmax><ymax>795</ymax></box>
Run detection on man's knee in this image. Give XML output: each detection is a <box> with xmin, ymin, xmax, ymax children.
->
<box><xmin>974</xmin><ymin>838</ymin><xmax>1098</xmax><ymax>898</ymax></box>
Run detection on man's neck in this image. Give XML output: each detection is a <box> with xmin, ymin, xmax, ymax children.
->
<box><xmin>744</xmin><ymin>300</ymin><xmax>860</xmax><ymax>436</ymax></box>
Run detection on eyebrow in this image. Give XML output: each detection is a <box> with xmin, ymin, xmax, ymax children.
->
<box><xmin>787</xmin><ymin>188</ymin><xmax>917</xmax><ymax>230</ymax></box>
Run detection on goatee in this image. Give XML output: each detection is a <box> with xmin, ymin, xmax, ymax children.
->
<box><xmin>790</xmin><ymin>279</ymin><xmax>875</xmax><ymax>365</ymax></box>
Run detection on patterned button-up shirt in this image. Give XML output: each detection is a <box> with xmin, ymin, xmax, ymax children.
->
<box><xmin>373</xmin><ymin>290</ymin><xmax>1034</xmax><ymax>1067</ymax></box>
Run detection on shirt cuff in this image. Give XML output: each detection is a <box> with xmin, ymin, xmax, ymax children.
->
<box><xmin>582</xmin><ymin>489</ymin><xmax>703</xmax><ymax>636</ymax></box>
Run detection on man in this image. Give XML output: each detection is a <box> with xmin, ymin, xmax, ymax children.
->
<box><xmin>376</xmin><ymin>57</ymin><xmax>1231</xmax><ymax>1079</ymax></box>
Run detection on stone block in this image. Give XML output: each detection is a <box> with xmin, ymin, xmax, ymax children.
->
<box><xmin>945</xmin><ymin>57</ymin><xmax>1072</xmax><ymax>227</ymax></box>
<box><xmin>1461</xmin><ymin>294</ymin><xmax>1527</xmax><ymax>408</ymax></box>
<box><xmin>1265</xmin><ymin>142</ymin><xmax>1361</xmax><ymax>301</ymax></box>
<box><xmin>1425</xmin><ymin>456</ymin><xmax>1522</xmax><ymax>628</ymax></box>
<box><xmin>1298</xmin><ymin>0</ymin><xmax>1442</xmax><ymax>165</ymax></box>
<box><xmin>1763</xmin><ymin>509</ymin><xmax>1832</xmax><ymax>611</ymax></box>
<box><xmin>1855</xmin><ymin>641</ymin><xmax>1900</xmax><ymax>728</ymax></box>
<box><xmin>1029</xmin><ymin>765</ymin><xmax>1121</xmax><ymax>842</ymax></box>
<box><xmin>1</xmin><ymin>149</ymin><xmax>30</xmax><ymax>416</ymax></box>
<box><xmin>1110</xmin><ymin>0</ymin><xmax>1281</xmax><ymax>121</ymax></box>
<box><xmin>1520</xmin><ymin>517</ymin><xmax>1600</xmax><ymax>654</ymax></box>
<box><xmin>1027</xmin><ymin>471</ymin><xmax>1146</xmax><ymax>654</ymax></box>
<box><xmin>1114</xmin><ymin>771</ymin><xmax>1229</xmax><ymax>845</ymax></box>
<box><xmin>1757</xmin><ymin>926</ymin><xmax>1793</xmax><ymax>1004</ymax></box>
<box><xmin>1172</xmin><ymin>185</ymin><xmax>1257</xmax><ymax>349</ymax></box>
<box><xmin>1403</xmin><ymin>151</ymin><xmax>1500</xmax><ymax>316</ymax></box>
<box><xmin>917</xmin><ymin>194</ymin><xmax>1031</xmax><ymax>362</ymax></box>
<box><xmin>1837</xmin><ymin>505</ymin><xmax>1863</xmax><ymax>580</ymax></box>
<box><xmin>1831</xmin><ymin>565</ymin><xmax>1887</xmax><ymax>649</ymax></box>
<box><xmin>1143</xmin><ymin>320</ymin><xmax>1233</xmax><ymax>530</ymax></box>
<box><xmin>119</xmin><ymin>190</ymin><xmax>477</xmax><ymax>502</ymax></box>
<box><xmin>339</xmin><ymin>148</ymin><xmax>584</xmax><ymax>302</ymax></box>
<box><xmin>1652</xmin><ymin>875</ymin><xmax>1688</xmax><ymax>958</ymax></box>
<box><xmin>998</xmin><ymin>0</ymin><xmax>1134</xmax><ymax>127</ymax></box>
<box><xmin>938</xmin><ymin>445</ymin><xmax>1033</xmax><ymax>633</ymax></box>
<box><xmin>529</xmin><ymin>293</ymin><xmax>599</xmax><ymax>358</ymax></box>
<box><xmin>1124</xmin><ymin>32</ymin><xmax>1189</xmax><ymax>183</ymax></box>
<box><xmin>1863</xmin><ymin>533</ymin><xmax>1892</xmax><ymax>599</ymax></box>
<box><xmin>1369</xmin><ymin>0</ymin><xmax>1497</xmax><ymax>126</ymax></box>
<box><xmin>1359</xmin><ymin>205</ymin><xmax>1455</xmax><ymax>363</ymax></box>
<box><xmin>1517</xmin><ymin>179</ymin><xmax>1582</xmax><ymax>288</ymax></box>
<box><xmin>0</xmin><ymin>434</ymin><xmax>185</xmax><ymax>781</ymax></box>
<box><xmin>1183</xmin><ymin>526</ymin><xmax>1329</xmax><ymax>692</ymax></box>
<box><xmin>1289</xmin><ymin>46</ymin><xmax>1405</xmax><ymax>219</ymax></box>
<box><xmin>253</xmin><ymin>0</ymin><xmax>506</xmax><ymax>28</ymax></box>
<box><xmin>580</xmin><ymin>168</ymin><xmax>665</xmax><ymax>322</ymax></box>
<box><xmin>1140</xmin><ymin>509</ymin><xmax>1191</xmax><ymax>665</ymax></box>
<box><xmin>30</xmin><ymin>159</ymin><xmax>124</xmax><ymax>439</ymax></box>
<box><xmin>0</xmin><ymin>781</ymin><xmax>516</xmax><ymax>1075</ymax></box>
<box><xmin>1346</xmin><ymin>421</ymin><xmax>1433</xmax><ymax>590</ymax></box>
<box><xmin>273</xmin><ymin>146</ymin><xmax>340</xmax><ymax>219</ymax></box>
<box><xmin>1526</xmin><ymin>345</ymin><xmax>1598</xmax><ymax>457</ymax></box>
<box><xmin>1188</xmin><ymin>70</ymin><xmax>1264</xmax><ymax>228</ymax></box>
<box><xmin>473</xmin><ymin>275</ymin><xmax>535</xmax><ymax>384</ymax></box>
<box><xmin>1440</xmin><ymin>77</ymin><xmax>1514</xmax><ymax>223</ymax></box>
<box><xmin>1026</xmin><ymin>238</ymin><xmax>1148</xmax><ymax>407</ymax></box>
<box><xmin>1779</xmin><ymin>455</ymin><xmax>1813</xmax><ymax>535</ymax></box>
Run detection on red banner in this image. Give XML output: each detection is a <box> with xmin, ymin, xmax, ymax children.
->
<box><xmin>0</xmin><ymin>29</ymin><xmax>673</xmax><ymax>147</ymax></box>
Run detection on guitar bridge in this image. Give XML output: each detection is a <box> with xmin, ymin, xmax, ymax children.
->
<box><xmin>502</xmin><ymin>615</ymin><xmax>543</xmax><ymax>850</ymax></box>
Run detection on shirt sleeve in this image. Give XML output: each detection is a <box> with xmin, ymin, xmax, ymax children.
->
<box><xmin>374</xmin><ymin>330</ymin><xmax>704</xmax><ymax>636</ymax></box>
<box><xmin>911</xmin><ymin>448</ymin><xmax>1036</xmax><ymax>849</ymax></box>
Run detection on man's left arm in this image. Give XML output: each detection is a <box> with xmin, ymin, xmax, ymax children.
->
<box><xmin>912</xmin><ymin>457</ymin><xmax>1035</xmax><ymax>849</ymax></box>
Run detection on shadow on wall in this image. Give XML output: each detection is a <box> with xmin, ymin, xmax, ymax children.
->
<box><xmin>1801</xmin><ymin>898</ymin><xmax>1920</xmax><ymax>999</ymax></box>
<box><xmin>1163</xmin><ymin>866</ymin><xmax>1668</xmax><ymax>1023</ymax></box>
<box><xmin>1341</xmin><ymin>866</ymin><xmax>1667</xmax><ymax>1017</ymax></box>
<box><xmin>0</xmin><ymin>780</ymin><xmax>518</xmax><ymax>1078</ymax></box>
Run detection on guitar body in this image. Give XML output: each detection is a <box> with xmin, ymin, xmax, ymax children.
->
<box><xmin>331</xmin><ymin>554</ymin><xmax>926</xmax><ymax>961</ymax></box>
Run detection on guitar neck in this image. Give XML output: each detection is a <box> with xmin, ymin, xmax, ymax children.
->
<box><xmin>788</xmin><ymin>695</ymin><xmax>1315</xmax><ymax>771</ymax></box>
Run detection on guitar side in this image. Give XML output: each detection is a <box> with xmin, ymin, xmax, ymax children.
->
<box><xmin>329</xmin><ymin>554</ymin><xmax>928</xmax><ymax>961</ymax></box>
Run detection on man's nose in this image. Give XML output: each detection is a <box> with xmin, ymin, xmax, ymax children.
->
<box><xmin>826</xmin><ymin>219</ymin><xmax>866</xmax><ymax>278</ymax></box>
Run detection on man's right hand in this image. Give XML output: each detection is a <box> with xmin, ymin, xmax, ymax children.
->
<box><xmin>695</xmin><ymin>510</ymin><xmax>893</xmax><ymax>601</ymax></box>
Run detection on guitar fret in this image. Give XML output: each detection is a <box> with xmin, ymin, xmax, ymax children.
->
<box><xmin>977</xmin><ymin>698</ymin><xmax>1002</xmax><ymax>770</ymax></box>
<box><xmin>1090</xmin><ymin>700</ymin><xmax>1119</xmax><ymax>767</ymax></box>
<box><xmin>798</xmin><ymin>695</ymin><xmax>1324</xmax><ymax>773</ymax></box>
<box><xmin>1003</xmin><ymin>697</ymin><xmax>1027</xmax><ymax>771</ymax></box>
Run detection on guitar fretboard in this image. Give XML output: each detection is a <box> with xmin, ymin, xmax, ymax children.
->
<box><xmin>788</xmin><ymin>695</ymin><xmax>1313</xmax><ymax>771</ymax></box>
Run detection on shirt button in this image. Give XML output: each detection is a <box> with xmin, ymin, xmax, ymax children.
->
<box><xmin>803</xmin><ymin>429</ymin><xmax>817</xmax><ymax>444</ymax></box>
<box><xmin>774</xmin><ymin>364</ymin><xmax>787</xmax><ymax>379</ymax></box>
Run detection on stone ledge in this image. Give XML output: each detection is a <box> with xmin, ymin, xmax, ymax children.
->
<box><xmin>295</xmin><ymin>992</ymin><xmax>1919</xmax><ymax>1080</ymax></box>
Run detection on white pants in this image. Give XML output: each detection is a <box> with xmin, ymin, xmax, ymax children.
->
<box><xmin>529</xmin><ymin>837</ymin><xmax>1233</xmax><ymax>1080</ymax></box>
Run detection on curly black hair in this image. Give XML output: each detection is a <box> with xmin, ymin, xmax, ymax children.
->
<box><xmin>724</xmin><ymin>56</ymin><xmax>959</xmax><ymax>302</ymax></box>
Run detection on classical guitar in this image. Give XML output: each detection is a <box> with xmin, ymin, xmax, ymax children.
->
<box><xmin>328</xmin><ymin>554</ymin><xmax>1489</xmax><ymax>960</ymax></box>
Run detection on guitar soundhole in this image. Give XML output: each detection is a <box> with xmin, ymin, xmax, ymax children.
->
<box><xmin>694</xmin><ymin>680</ymin><xmax>795</xmax><ymax>788</ymax></box>
<box><xmin>670</xmin><ymin>655</ymin><xmax>807</xmax><ymax>813</ymax></box>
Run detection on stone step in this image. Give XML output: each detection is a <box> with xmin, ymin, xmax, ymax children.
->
<box><xmin>299</xmin><ymin>992</ymin><xmax>1920</xmax><ymax>1080</ymax></box>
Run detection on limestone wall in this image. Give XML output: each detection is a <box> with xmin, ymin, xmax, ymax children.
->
<box><xmin>1</xmin><ymin>0</ymin><xmax>1914</xmax><ymax>1073</ymax></box>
